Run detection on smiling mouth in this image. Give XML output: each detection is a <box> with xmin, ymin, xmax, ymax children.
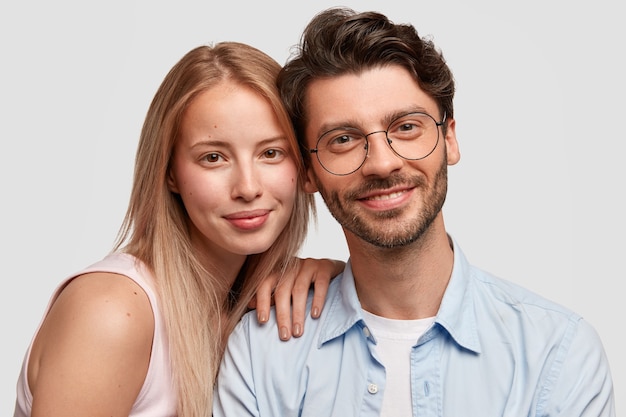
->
<box><xmin>362</xmin><ymin>190</ymin><xmax>407</xmax><ymax>201</ymax></box>
<box><xmin>225</xmin><ymin>209</ymin><xmax>269</xmax><ymax>219</ymax></box>
<box><xmin>224</xmin><ymin>210</ymin><xmax>271</xmax><ymax>231</ymax></box>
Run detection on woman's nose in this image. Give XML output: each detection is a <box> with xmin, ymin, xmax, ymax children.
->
<box><xmin>231</xmin><ymin>164</ymin><xmax>263</xmax><ymax>201</ymax></box>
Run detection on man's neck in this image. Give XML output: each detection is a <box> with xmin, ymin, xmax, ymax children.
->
<box><xmin>345</xmin><ymin>220</ymin><xmax>453</xmax><ymax>320</ymax></box>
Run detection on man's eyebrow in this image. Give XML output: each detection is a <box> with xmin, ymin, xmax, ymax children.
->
<box><xmin>316</xmin><ymin>106</ymin><xmax>434</xmax><ymax>137</ymax></box>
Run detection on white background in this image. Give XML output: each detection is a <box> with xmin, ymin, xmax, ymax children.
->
<box><xmin>1</xmin><ymin>0</ymin><xmax>623</xmax><ymax>414</ymax></box>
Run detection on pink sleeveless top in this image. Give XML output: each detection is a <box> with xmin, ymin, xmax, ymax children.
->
<box><xmin>13</xmin><ymin>253</ymin><xmax>177</xmax><ymax>417</ymax></box>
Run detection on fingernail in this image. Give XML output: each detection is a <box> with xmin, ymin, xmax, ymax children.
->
<box><xmin>258</xmin><ymin>312</ymin><xmax>267</xmax><ymax>323</ymax></box>
<box><xmin>280</xmin><ymin>326</ymin><xmax>289</xmax><ymax>340</ymax></box>
<box><xmin>293</xmin><ymin>323</ymin><xmax>302</xmax><ymax>337</ymax></box>
<box><xmin>311</xmin><ymin>307</ymin><xmax>320</xmax><ymax>318</ymax></box>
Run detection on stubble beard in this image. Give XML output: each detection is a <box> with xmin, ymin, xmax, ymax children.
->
<box><xmin>315</xmin><ymin>156</ymin><xmax>449</xmax><ymax>249</ymax></box>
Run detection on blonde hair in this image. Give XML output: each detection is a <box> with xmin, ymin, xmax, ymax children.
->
<box><xmin>114</xmin><ymin>42</ymin><xmax>313</xmax><ymax>417</ymax></box>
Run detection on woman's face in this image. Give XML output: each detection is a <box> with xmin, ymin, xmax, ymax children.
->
<box><xmin>168</xmin><ymin>80</ymin><xmax>298</xmax><ymax>265</ymax></box>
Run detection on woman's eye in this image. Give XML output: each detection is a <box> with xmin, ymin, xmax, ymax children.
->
<box><xmin>263</xmin><ymin>149</ymin><xmax>282</xmax><ymax>159</ymax></box>
<box><xmin>204</xmin><ymin>153</ymin><xmax>222</xmax><ymax>163</ymax></box>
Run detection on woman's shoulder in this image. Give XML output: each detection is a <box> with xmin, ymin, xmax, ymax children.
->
<box><xmin>36</xmin><ymin>269</ymin><xmax>155</xmax><ymax>356</ymax></box>
<box><xmin>62</xmin><ymin>269</ymin><xmax>154</xmax><ymax>325</ymax></box>
<box><xmin>25</xmin><ymin>266</ymin><xmax>155</xmax><ymax>412</ymax></box>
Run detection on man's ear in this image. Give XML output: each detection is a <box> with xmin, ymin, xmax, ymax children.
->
<box><xmin>444</xmin><ymin>118</ymin><xmax>460</xmax><ymax>166</ymax></box>
<box><xmin>303</xmin><ymin>166</ymin><xmax>319</xmax><ymax>194</ymax></box>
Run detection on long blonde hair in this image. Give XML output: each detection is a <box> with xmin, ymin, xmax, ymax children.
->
<box><xmin>114</xmin><ymin>42</ymin><xmax>313</xmax><ymax>417</ymax></box>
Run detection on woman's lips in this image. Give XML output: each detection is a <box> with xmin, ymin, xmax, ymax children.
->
<box><xmin>224</xmin><ymin>210</ymin><xmax>270</xmax><ymax>230</ymax></box>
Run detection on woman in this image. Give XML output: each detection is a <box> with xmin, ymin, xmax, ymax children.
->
<box><xmin>14</xmin><ymin>42</ymin><xmax>342</xmax><ymax>417</ymax></box>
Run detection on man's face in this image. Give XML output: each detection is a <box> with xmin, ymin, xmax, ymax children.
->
<box><xmin>303</xmin><ymin>65</ymin><xmax>460</xmax><ymax>248</ymax></box>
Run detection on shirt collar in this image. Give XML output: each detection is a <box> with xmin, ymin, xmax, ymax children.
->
<box><xmin>435</xmin><ymin>236</ymin><xmax>482</xmax><ymax>353</ymax></box>
<box><xmin>317</xmin><ymin>235</ymin><xmax>482</xmax><ymax>353</ymax></box>
<box><xmin>317</xmin><ymin>261</ymin><xmax>369</xmax><ymax>348</ymax></box>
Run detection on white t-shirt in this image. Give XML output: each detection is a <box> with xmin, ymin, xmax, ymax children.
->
<box><xmin>362</xmin><ymin>309</ymin><xmax>435</xmax><ymax>417</ymax></box>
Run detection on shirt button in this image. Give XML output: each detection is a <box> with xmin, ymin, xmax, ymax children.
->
<box><xmin>368</xmin><ymin>383</ymin><xmax>378</xmax><ymax>394</ymax></box>
<box><xmin>363</xmin><ymin>327</ymin><xmax>371</xmax><ymax>338</ymax></box>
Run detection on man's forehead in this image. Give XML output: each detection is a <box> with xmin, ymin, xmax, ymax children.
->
<box><xmin>303</xmin><ymin>67</ymin><xmax>438</xmax><ymax>140</ymax></box>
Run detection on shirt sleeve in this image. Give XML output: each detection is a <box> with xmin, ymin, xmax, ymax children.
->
<box><xmin>539</xmin><ymin>317</ymin><xmax>615</xmax><ymax>416</ymax></box>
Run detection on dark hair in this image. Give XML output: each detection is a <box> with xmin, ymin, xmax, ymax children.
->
<box><xmin>278</xmin><ymin>7</ymin><xmax>455</xmax><ymax>162</ymax></box>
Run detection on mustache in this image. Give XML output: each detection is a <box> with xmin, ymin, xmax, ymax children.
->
<box><xmin>344</xmin><ymin>174</ymin><xmax>425</xmax><ymax>200</ymax></box>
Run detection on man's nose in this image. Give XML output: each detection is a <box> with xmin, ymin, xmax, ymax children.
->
<box><xmin>359</xmin><ymin>131</ymin><xmax>403</xmax><ymax>177</ymax></box>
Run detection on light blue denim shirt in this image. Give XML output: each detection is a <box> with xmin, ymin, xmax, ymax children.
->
<box><xmin>214</xmin><ymin>237</ymin><xmax>615</xmax><ymax>417</ymax></box>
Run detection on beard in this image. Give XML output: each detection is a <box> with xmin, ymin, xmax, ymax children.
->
<box><xmin>314</xmin><ymin>154</ymin><xmax>448</xmax><ymax>249</ymax></box>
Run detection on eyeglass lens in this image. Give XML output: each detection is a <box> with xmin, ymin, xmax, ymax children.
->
<box><xmin>314</xmin><ymin>112</ymin><xmax>441</xmax><ymax>175</ymax></box>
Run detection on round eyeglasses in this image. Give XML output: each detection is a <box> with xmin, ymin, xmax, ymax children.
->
<box><xmin>310</xmin><ymin>112</ymin><xmax>446</xmax><ymax>176</ymax></box>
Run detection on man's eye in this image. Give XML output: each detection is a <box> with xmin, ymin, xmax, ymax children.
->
<box><xmin>398</xmin><ymin>122</ymin><xmax>416</xmax><ymax>132</ymax></box>
<box><xmin>333</xmin><ymin>135</ymin><xmax>353</xmax><ymax>145</ymax></box>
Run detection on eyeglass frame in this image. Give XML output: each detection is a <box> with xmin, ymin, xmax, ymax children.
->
<box><xmin>309</xmin><ymin>111</ymin><xmax>447</xmax><ymax>176</ymax></box>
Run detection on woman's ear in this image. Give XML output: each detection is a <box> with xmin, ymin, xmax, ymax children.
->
<box><xmin>166</xmin><ymin>168</ymin><xmax>179</xmax><ymax>193</ymax></box>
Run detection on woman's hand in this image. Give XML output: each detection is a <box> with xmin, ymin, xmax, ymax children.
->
<box><xmin>249</xmin><ymin>257</ymin><xmax>345</xmax><ymax>341</ymax></box>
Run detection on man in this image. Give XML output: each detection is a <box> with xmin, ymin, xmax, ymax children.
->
<box><xmin>213</xmin><ymin>7</ymin><xmax>615</xmax><ymax>416</ymax></box>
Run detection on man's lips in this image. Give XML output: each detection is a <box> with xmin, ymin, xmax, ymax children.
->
<box><xmin>360</xmin><ymin>189</ymin><xmax>408</xmax><ymax>201</ymax></box>
<box><xmin>357</xmin><ymin>186</ymin><xmax>414</xmax><ymax>210</ymax></box>
<box><xmin>357</xmin><ymin>186</ymin><xmax>413</xmax><ymax>201</ymax></box>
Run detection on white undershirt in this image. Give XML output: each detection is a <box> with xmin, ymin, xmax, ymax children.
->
<box><xmin>362</xmin><ymin>310</ymin><xmax>435</xmax><ymax>417</ymax></box>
